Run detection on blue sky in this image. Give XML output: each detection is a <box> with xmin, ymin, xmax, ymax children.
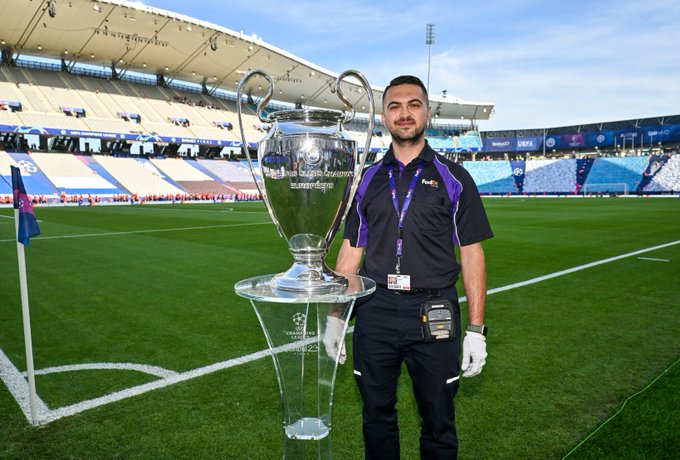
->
<box><xmin>140</xmin><ymin>0</ymin><xmax>680</xmax><ymax>131</ymax></box>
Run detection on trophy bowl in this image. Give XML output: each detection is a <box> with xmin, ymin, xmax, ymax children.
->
<box><xmin>237</xmin><ymin>69</ymin><xmax>374</xmax><ymax>294</ymax></box>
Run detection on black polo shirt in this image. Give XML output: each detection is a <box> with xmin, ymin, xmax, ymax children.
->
<box><xmin>343</xmin><ymin>141</ymin><xmax>493</xmax><ymax>289</ymax></box>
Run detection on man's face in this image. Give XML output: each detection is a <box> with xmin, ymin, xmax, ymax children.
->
<box><xmin>381</xmin><ymin>83</ymin><xmax>430</xmax><ymax>146</ymax></box>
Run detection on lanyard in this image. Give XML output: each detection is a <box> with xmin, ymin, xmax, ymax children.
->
<box><xmin>387</xmin><ymin>159</ymin><xmax>425</xmax><ymax>274</ymax></box>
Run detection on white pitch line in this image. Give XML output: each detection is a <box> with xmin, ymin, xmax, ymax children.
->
<box><xmin>1</xmin><ymin>239</ymin><xmax>678</xmax><ymax>425</ymax></box>
<box><xmin>38</xmin><ymin>336</ymin><xmax>318</xmax><ymax>425</ymax></box>
<box><xmin>637</xmin><ymin>257</ymin><xmax>670</xmax><ymax>262</ymax></box>
<box><xmin>0</xmin><ymin>221</ymin><xmax>272</xmax><ymax>243</ymax></box>
<box><xmin>0</xmin><ymin>349</ymin><xmax>50</xmax><ymax>422</ymax></box>
<box><xmin>457</xmin><ymin>240</ymin><xmax>680</xmax><ymax>303</ymax></box>
<box><xmin>24</xmin><ymin>362</ymin><xmax>179</xmax><ymax>379</ymax></box>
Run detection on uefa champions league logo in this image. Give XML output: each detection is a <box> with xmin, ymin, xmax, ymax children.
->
<box><xmin>292</xmin><ymin>312</ymin><xmax>306</xmax><ymax>328</ymax></box>
<box><xmin>18</xmin><ymin>160</ymin><xmax>37</xmax><ymax>173</ymax></box>
<box><xmin>302</xmin><ymin>144</ymin><xmax>322</xmax><ymax>165</ymax></box>
<box><xmin>512</xmin><ymin>167</ymin><xmax>524</xmax><ymax>176</ymax></box>
<box><xmin>284</xmin><ymin>312</ymin><xmax>318</xmax><ymax>354</ymax></box>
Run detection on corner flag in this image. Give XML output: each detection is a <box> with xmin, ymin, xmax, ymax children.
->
<box><xmin>11</xmin><ymin>166</ymin><xmax>40</xmax><ymax>245</ymax></box>
<box><xmin>8</xmin><ymin>165</ymin><xmax>41</xmax><ymax>424</ymax></box>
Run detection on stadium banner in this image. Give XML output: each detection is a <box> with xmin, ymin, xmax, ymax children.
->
<box><xmin>483</xmin><ymin>137</ymin><xmax>517</xmax><ymax>152</ymax></box>
<box><xmin>612</xmin><ymin>129</ymin><xmax>643</xmax><ymax>149</ymax></box>
<box><xmin>640</xmin><ymin>124</ymin><xmax>680</xmax><ymax>145</ymax></box>
<box><xmin>516</xmin><ymin>136</ymin><xmax>541</xmax><ymax>152</ymax></box>
<box><xmin>0</xmin><ymin>123</ymin><xmax>251</xmax><ymax>148</ymax></box>
<box><xmin>585</xmin><ymin>131</ymin><xmax>615</xmax><ymax>147</ymax></box>
<box><xmin>0</xmin><ymin>100</ymin><xmax>22</xmax><ymax>111</ymax></box>
<box><xmin>509</xmin><ymin>160</ymin><xmax>525</xmax><ymax>192</ymax></box>
<box><xmin>668</xmin><ymin>124</ymin><xmax>680</xmax><ymax>141</ymax></box>
<box><xmin>486</xmin><ymin>125</ymin><xmax>680</xmax><ymax>152</ymax></box>
<box><xmin>562</xmin><ymin>133</ymin><xmax>585</xmax><ymax>148</ymax></box>
<box><xmin>542</xmin><ymin>135</ymin><xmax>562</xmax><ymax>151</ymax></box>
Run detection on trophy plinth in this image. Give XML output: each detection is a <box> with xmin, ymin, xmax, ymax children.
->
<box><xmin>234</xmin><ymin>274</ymin><xmax>376</xmax><ymax>459</ymax></box>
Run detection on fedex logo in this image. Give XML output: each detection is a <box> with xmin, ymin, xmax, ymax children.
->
<box><xmin>421</xmin><ymin>179</ymin><xmax>439</xmax><ymax>188</ymax></box>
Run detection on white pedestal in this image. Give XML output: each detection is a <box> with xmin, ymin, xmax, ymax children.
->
<box><xmin>235</xmin><ymin>274</ymin><xmax>375</xmax><ymax>459</ymax></box>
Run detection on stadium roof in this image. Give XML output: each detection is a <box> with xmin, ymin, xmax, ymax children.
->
<box><xmin>0</xmin><ymin>0</ymin><xmax>494</xmax><ymax>122</ymax></box>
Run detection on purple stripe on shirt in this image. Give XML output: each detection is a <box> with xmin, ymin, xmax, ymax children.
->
<box><xmin>354</xmin><ymin>160</ymin><xmax>383</xmax><ymax>247</ymax></box>
<box><xmin>433</xmin><ymin>158</ymin><xmax>463</xmax><ymax>246</ymax></box>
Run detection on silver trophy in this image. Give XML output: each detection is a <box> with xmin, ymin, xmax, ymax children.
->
<box><xmin>236</xmin><ymin>69</ymin><xmax>374</xmax><ymax>294</ymax></box>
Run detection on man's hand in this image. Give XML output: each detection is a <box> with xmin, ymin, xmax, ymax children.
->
<box><xmin>461</xmin><ymin>331</ymin><xmax>487</xmax><ymax>377</ymax></box>
<box><xmin>323</xmin><ymin>316</ymin><xmax>347</xmax><ymax>364</ymax></box>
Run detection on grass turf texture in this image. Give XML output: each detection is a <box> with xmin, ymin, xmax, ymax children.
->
<box><xmin>0</xmin><ymin>198</ymin><xmax>678</xmax><ymax>459</ymax></box>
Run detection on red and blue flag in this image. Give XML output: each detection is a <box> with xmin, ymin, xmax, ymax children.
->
<box><xmin>10</xmin><ymin>165</ymin><xmax>40</xmax><ymax>246</ymax></box>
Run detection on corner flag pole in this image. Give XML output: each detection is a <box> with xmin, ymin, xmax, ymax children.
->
<box><xmin>13</xmin><ymin>210</ymin><xmax>39</xmax><ymax>424</ymax></box>
<box><xmin>6</xmin><ymin>166</ymin><xmax>40</xmax><ymax>425</ymax></box>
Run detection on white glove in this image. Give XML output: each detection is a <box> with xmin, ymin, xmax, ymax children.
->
<box><xmin>461</xmin><ymin>331</ymin><xmax>487</xmax><ymax>377</ymax></box>
<box><xmin>323</xmin><ymin>316</ymin><xmax>347</xmax><ymax>364</ymax></box>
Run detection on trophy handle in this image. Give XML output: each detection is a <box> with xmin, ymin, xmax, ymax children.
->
<box><xmin>236</xmin><ymin>69</ymin><xmax>284</xmax><ymax>235</ymax></box>
<box><xmin>333</xmin><ymin>69</ymin><xmax>375</xmax><ymax>193</ymax></box>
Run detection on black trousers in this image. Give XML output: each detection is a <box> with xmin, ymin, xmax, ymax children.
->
<box><xmin>352</xmin><ymin>285</ymin><xmax>461</xmax><ymax>460</ymax></box>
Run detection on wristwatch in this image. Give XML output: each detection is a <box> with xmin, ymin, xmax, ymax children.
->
<box><xmin>466</xmin><ymin>324</ymin><xmax>488</xmax><ymax>336</ymax></box>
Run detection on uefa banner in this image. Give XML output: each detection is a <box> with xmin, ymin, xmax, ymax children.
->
<box><xmin>482</xmin><ymin>123</ymin><xmax>680</xmax><ymax>152</ymax></box>
<box><xmin>516</xmin><ymin>137</ymin><xmax>542</xmax><ymax>151</ymax></box>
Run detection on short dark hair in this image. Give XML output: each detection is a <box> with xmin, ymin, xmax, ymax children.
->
<box><xmin>383</xmin><ymin>75</ymin><xmax>429</xmax><ymax>107</ymax></box>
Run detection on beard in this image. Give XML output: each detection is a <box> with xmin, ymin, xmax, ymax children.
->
<box><xmin>389</xmin><ymin>118</ymin><xmax>426</xmax><ymax>147</ymax></box>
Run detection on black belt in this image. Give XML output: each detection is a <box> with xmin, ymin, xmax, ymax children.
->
<box><xmin>377</xmin><ymin>285</ymin><xmax>442</xmax><ymax>296</ymax></box>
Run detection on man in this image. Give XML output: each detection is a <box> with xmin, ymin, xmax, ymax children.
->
<box><xmin>334</xmin><ymin>75</ymin><xmax>493</xmax><ymax>459</ymax></box>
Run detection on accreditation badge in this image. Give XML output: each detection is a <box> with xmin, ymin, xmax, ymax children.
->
<box><xmin>387</xmin><ymin>274</ymin><xmax>411</xmax><ymax>291</ymax></box>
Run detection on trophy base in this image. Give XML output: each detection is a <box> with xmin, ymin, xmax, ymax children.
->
<box><xmin>285</xmin><ymin>418</ymin><xmax>330</xmax><ymax>441</ymax></box>
<box><xmin>271</xmin><ymin>262</ymin><xmax>348</xmax><ymax>295</ymax></box>
<box><xmin>234</xmin><ymin>273</ymin><xmax>375</xmax><ymax>459</ymax></box>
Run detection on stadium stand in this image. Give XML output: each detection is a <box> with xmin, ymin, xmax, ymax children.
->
<box><xmin>523</xmin><ymin>159</ymin><xmax>577</xmax><ymax>194</ymax></box>
<box><xmin>93</xmin><ymin>156</ymin><xmax>184</xmax><ymax>197</ymax></box>
<box><xmin>196</xmin><ymin>159</ymin><xmax>256</xmax><ymax>185</ymax></box>
<box><xmin>583</xmin><ymin>157</ymin><xmax>649</xmax><ymax>193</ymax></box>
<box><xmin>427</xmin><ymin>132</ymin><xmax>483</xmax><ymax>151</ymax></box>
<box><xmin>82</xmin><ymin>117</ymin><xmax>141</xmax><ymax>135</ymax></box>
<box><xmin>1</xmin><ymin>152</ymin><xmax>59</xmax><ymax>195</ymax></box>
<box><xmin>461</xmin><ymin>161</ymin><xmax>517</xmax><ymax>193</ymax></box>
<box><xmin>574</xmin><ymin>158</ymin><xmax>595</xmax><ymax>193</ymax></box>
<box><xmin>149</xmin><ymin>157</ymin><xmax>233</xmax><ymax>195</ymax></box>
<box><xmin>0</xmin><ymin>151</ymin><xmax>22</xmax><ymax>197</ymax></box>
<box><xmin>193</xmin><ymin>160</ymin><xmax>255</xmax><ymax>193</ymax></box>
<box><xmin>1</xmin><ymin>57</ymin><xmax>679</xmax><ymax>200</ymax></box>
<box><xmin>0</xmin><ymin>110</ymin><xmax>23</xmax><ymax>128</ymax></box>
<box><xmin>31</xmin><ymin>152</ymin><xmax>124</xmax><ymax>195</ymax></box>
<box><xmin>645</xmin><ymin>154</ymin><xmax>680</xmax><ymax>192</ymax></box>
<box><xmin>19</xmin><ymin>111</ymin><xmax>88</xmax><ymax>131</ymax></box>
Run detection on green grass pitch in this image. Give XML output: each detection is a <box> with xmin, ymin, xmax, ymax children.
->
<box><xmin>0</xmin><ymin>198</ymin><xmax>678</xmax><ymax>459</ymax></box>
